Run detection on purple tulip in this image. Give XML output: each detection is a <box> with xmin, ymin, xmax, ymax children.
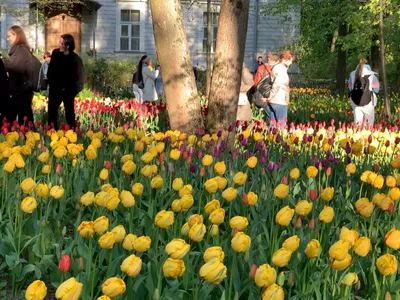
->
<box><xmin>165</xmin><ymin>136</ymin><xmax>171</xmax><ymax>144</ymax></box>
<box><xmin>197</xmin><ymin>151</ymin><xmax>203</xmax><ymax>159</ymax></box>
<box><xmin>228</xmin><ymin>125</ymin><xmax>233</xmax><ymax>132</ymax></box>
<box><xmin>259</xmin><ymin>156</ymin><xmax>266</xmax><ymax>165</ymax></box>
<box><xmin>217</xmin><ymin>131</ymin><xmax>222</xmax><ymax>137</ymax></box>
<box><xmin>346</xmin><ymin>156</ymin><xmax>352</xmax><ymax>164</ymax></box>
<box><xmin>321</xmin><ymin>159</ymin><xmax>327</xmax><ymax>168</ymax></box>
<box><xmin>238</xmin><ymin>134</ymin><xmax>244</xmax><ymax>142</ymax></box>
<box><xmin>328</xmin><ymin>153</ymin><xmax>335</xmax><ymax>162</ymax></box>
<box><xmin>213</xmin><ymin>146</ymin><xmax>220</xmax><ymax>158</ymax></box>
<box><xmin>307</xmin><ymin>136</ymin><xmax>313</xmax><ymax>143</ymax></box>
<box><xmin>190</xmin><ymin>163</ymin><xmax>197</xmax><ymax>173</ymax></box>
<box><xmin>314</xmin><ymin>161</ymin><xmax>320</xmax><ymax>168</ymax></box>
<box><xmin>267</xmin><ymin>161</ymin><xmax>275</xmax><ymax>172</ymax></box>
<box><xmin>345</xmin><ymin>142</ymin><xmax>351</xmax><ymax>154</ymax></box>
<box><xmin>263</xmin><ymin>149</ymin><xmax>269</xmax><ymax>158</ymax></box>
<box><xmin>275</xmin><ymin>162</ymin><xmax>281</xmax><ymax>171</ymax></box>
<box><xmin>364</xmin><ymin>147</ymin><xmax>368</xmax><ymax>155</ymax></box>
<box><xmin>188</xmin><ymin>146</ymin><xmax>194</xmax><ymax>156</ymax></box>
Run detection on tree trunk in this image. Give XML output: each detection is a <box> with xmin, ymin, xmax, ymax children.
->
<box><xmin>379</xmin><ymin>0</ymin><xmax>390</xmax><ymax>117</ymax></box>
<box><xmin>396</xmin><ymin>60</ymin><xmax>400</xmax><ymax>93</ymax></box>
<box><xmin>206</xmin><ymin>0</ymin><xmax>212</xmax><ymax>97</ymax></box>
<box><xmin>150</xmin><ymin>0</ymin><xmax>204</xmax><ymax>133</ymax></box>
<box><xmin>206</xmin><ymin>0</ymin><xmax>250</xmax><ymax>144</ymax></box>
<box><xmin>370</xmin><ymin>33</ymin><xmax>380</xmax><ymax>73</ymax></box>
<box><xmin>335</xmin><ymin>23</ymin><xmax>347</xmax><ymax>95</ymax></box>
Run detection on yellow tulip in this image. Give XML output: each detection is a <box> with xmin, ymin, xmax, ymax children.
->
<box><xmin>35</xmin><ymin>184</ymin><xmax>49</xmax><ymax>199</ymax></box>
<box><xmin>246</xmin><ymin>156</ymin><xmax>257</xmax><ymax>168</ymax></box>
<box><xmin>21</xmin><ymin>197</ymin><xmax>37</xmax><ymax>214</ymax></box>
<box><xmin>214</xmin><ymin>161</ymin><xmax>226</xmax><ymax>175</ymax></box>
<box><xmin>122</xmin><ymin>234</ymin><xmax>137</xmax><ymax>251</ymax></box>
<box><xmin>119</xmin><ymin>190</ymin><xmax>135</xmax><ymax>208</ymax></box>
<box><xmin>339</xmin><ymin>227</ymin><xmax>359</xmax><ymax>247</ymax></box>
<box><xmin>169</xmin><ymin>149</ymin><xmax>180</xmax><ymax>160</ymax></box>
<box><xmin>275</xmin><ymin>206</ymin><xmax>295</xmax><ymax>226</ymax></box>
<box><xmin>247</xmin><ymin>192</ymin><xmax>258</xmax><ymax>205</ymax></box>
<box><xmin>105</xmin><ymin>194</ymin><xmax>120</xmax><ymax>211</ymax></box>
<box><xmin>215</xmin><ymin>176</ymin><xmax>228</xmax><ymax>190</ymax></box>
<box><xmin>282</xmin><ymin>235</ymin><xmax>300</xmax><ymax>252</ymax></box>
<box><xmin>255</xmin><ymin>264</ymin><xmax>277</xmax><ymax>288</ymax></box>
<box><xmin>163</xmin><ymin>258</ymin><xmax>186</xmax><ymax>278</ymax></box>
<box><xmin>111</xmin><ymin>225</ymin><xmax>126</xmax><ymax>243</ymax></box>
<box><xmin>384</xmin><ymin>229</ymin><xmax>400</xmax><ymax>250</ymax></box>
<box><xmin>79</xmin><ymin>192</ymin><xmax>94</xmax><ymax>206</ymax></box>
<box><xmin>386</xmin><ymin>176</ymin><xmax>397</xmax><ymax>188</ymax></box>
<box><xmin>122</xmin><ymin>160</ymin><xmax>136</xmax><ymax>175</ymax></box>
<box><xmin>21</xmin><ymin>178</ymin><xmax>35</xmax><ymax>194</ymax></box>
<box><xmin>121</xmin><ymin>154</ymin><xmax>133</xmax><ymax>163</ymax></box>
<box><xmin>189</xmin><ymin>223</ymin><xmax>206</xmax><ymax>242</ymax></box>
<box><xmin>151</xmin><ymin>175</ymin><xmax>163</xmax><ymax>189</ymax></box>
<box><xmin>120</xmin><ymin>254</ymin><xmax>142</xmax><ymax>278</ymax></box>
<box><xmin>233</xmin><ymin>171</ymin><xmax>247</xmax><ymax>186</ymax></box>
<box><xmin>102</xmin><ymin>277</ymin><xmax>126</xmax><ymax>298</ymax></box>
<box><xmin>376</xmin><ymin>254</ymin><xmax>397</xmax><ymax>276</ymax></box>
<box><xmin>319</xmin><ymin>206</ymin><xmax>334</xmax><ymax>223</ymax></box>
<box><xmin>389</xmin><ymin>187</ymin><xmax>400</xmax><ymax>201</ymax></box>
<box><xmin>154</xmin><ymin>210</ymin><xmax>174</xmax><ymax>229</ymax></box>
<box><xmin>37</xmin><ymin>152</ymin><xmax>49</xmax><ymax>163</ymax></box>
<box><xmin>210</xmin><ymin>224</ymin><xmax>219</xmax><ymax>237</ymax></box>
<box><xmin>3</xmin><ymin>159</ymin><xmax>15</xmax><ymax>173</ymax></box>
<box><xmin>354</xmin><ymin>237</ymin><xmax>371</xmax><ymax>257</ymax></box>
<box><xmin>42</xmin><ymin>165</ymin><xmax>51</xmax><ymax>174</ymax></box>
<box><xmin>50</xmin><ymin>185</ymin><xmax>64</xmax><ymax>200</ymax></box>
<box><xmin>231</xmin><ymin>232</ymin><xmax>251</xmax><ymax>252</ymax></box>
<box><xmin>55</xmin><ymin>277</ymin><xmax>83</xmax><ymax>300</ymax></box>
<box><xmin>204</xmin><ymin>178</ymin><xmax>219</xmax><ymax>193</ymax></box>
<box><xmin>97</xmin><ymin>296</ymin><xmax>111</xmax><ymax>300</ymax></box>
<box><xmin>306</xmin><ymin>166</ymin><xmax>318</xmax><ymax>178</ymax></box>
<box><xmin>229</xmin><ymin>216</ymin><xmax>248</xmax><ymax>231</ymax></box>
<box><xmin>295</xmin><ymin>200</ymin><xmax>313</xmax><ymax>216</ymax></box>
<box><xmin>202</xmin><ymin>154</ymin><xmax>213</xmax><ymax>166</ymax></box>
<box><xmin>203</xmin><ymin>246</ymin><xmax>224</xmax><ymax>262</ymax></box>
<box><xmin>221</xmin><ymin>187</ymin><xmax>238</xmax><ymax>202</ymax></box>
<box><xmin>261</xmin><ymin>283</ymin><xmax>284</xmax><ymax>300</ymax></box>
<box><xmin>204</xmin><ymin>200</ymin><xmax>220</xmax><ymax>215</ymax></box>
<box><xmin>180</xmin><ymin>194</ymin><xmax>194</xmax><ymax>212</ymax></box>
<box><xmin>272</xmin><ymin>248</ymin><xmax>292</xmax><ymax>267</ymax></box>
<box><xmin>172</xmin><ymin>178</ymin><xmax>184</xmax><ymax>191</ymax></box>
<box><xmin>54</xmin><ymin>146</ymin><xmax>68</xmax><ymax>159</ymax></box>
<box><xmin>99</xmin><ymin>168</ymin><xmax>109</xmax><ymax>180</ymax></box>
<box><xmin>345</xmin><ymin>163</ymin><xmax>356</xmax><ymax>174</ymax></box>
<box><xmin>187</xmin><ymin>214</ymin><xmax>203</xmax><ymax>228</ymax></box>
<box><xmin>133</xmin><ymin>236</ymin><xmax>151</xmax><ymax>252</ymax></box>
<box><xmin>304</xmin><ymin>239</ymin><xmax>320</xmax><ymax>259</ymax></box>
<box><xmin>289</xmin><ymin>168</ymin><xmax>300</xmax><ymax>180</ymax></box>
<box><xmin>25</xmin><ymin>280</ymin><xmax>47</xmax><ymax>300</ymax></box>
<box><xmin>330</xmin><ymin>254</ymin><xmax>352</xmax><ymax>271</ymax></box>
<box><xmin>199</xmin><ymin>258</ymin><xmax>227</xmax><ymax>284</ymax></box>
<box><xmin>165</xmin><ymin>238</ymin><xmax>190</xmax><ymax>259</ymax></box>
<box><xmin>181</xmin><ymin>222</ymin><xmax>190</xmax><ymax>235</ymax></box>
<box><xmin>85</xmin><ymin>145</ymin><xmax>97</xmax><ymax>160</ymax></box>
<box><xmin>341</xmin><ymin>273</ymin><xmax>358</xmax><ymax>286</ymax></box>
<box><xmin>274</xmin><ymin>184</ymin><xmax>289</xmax><ymax>199</ymax></box>
<box><xmin>373</xmin><ymin>175</ymin><xmax>384</xmax><ymax>189</ymax></box>
<box><xmin>141</xmin><ymin>152</ymin><xmax>154</xmax><ymax>164</ymax></box>
<box><xmin>321</xmin><ymin>187</ymin><xmax>334</xmax><ymax>202</ymax></box>
<box><xmin>98</xmin><ymin>232</ymin><xmax>116</xmax><ymax>249</ymax></box>
<box><xmin>329</xmin><ymin>240</ymin><xmax>350</xmax><ymax>261</ymax></box>
<box><xmin>355</xmin><ymin>198</ymin><xmax>374</xmax><ymax>217</ymax></box>
<box><xmin>132</xmin><ymin>183</ymin><xmax>144</xmax><ymax>196</ymax></box>
<box><xmin>77</xmin><ymin>221</ymin><xmax>94</xmax><ymax>238</ymax></box>
<box><xmin>93</xmin><ymin>216</ymin><xmax>109</xmax><ymax>235</ymax></box>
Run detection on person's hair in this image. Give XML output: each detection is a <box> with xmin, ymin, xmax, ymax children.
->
<box><xmin>133</xmin><ymin>55</ymin><xmax>147</xmax><ymax>84</ymax></box>
<box><xmin>355</xmin><ymin>58</ymin><xmax>368</xmax><ymax>82</ymax></box>
<box><xmin>61</xmin><ymin>34</ymin><xmax>75</xmax><ymax>52</ymax></box>
<box><xmin>43</xmin><ymin>51</ymin><xmax>51</xmax><ymax>59</ymax></box>
<box><xmin>267</xmin><ymin>52</ymin><xmax>279</xmax><ymax>62</ymax></box>
<box><xmin>280</xmin><ymin>50</ymin><xmax>295</xmax><ymax>61</ymax></box>
<box><xmin>258</xmin><ymin>56</ymin><xmax>263</xmax><ymax>59</ymax></box>
<box><xmin>8</xmin><ymin>25</ymin><xmax>29</xmax><ymax>47</ymax></box>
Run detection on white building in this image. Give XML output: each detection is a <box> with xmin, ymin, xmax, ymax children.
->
<box><xmin>0</xmin><ymin>0</ymin><xmax>299</xmax><ymax>69</ymax></box>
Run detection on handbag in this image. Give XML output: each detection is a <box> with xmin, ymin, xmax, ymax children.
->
<box><xmin>138</xmin><ymin>81</ymin><xmax>144</xmax><ymax>89</ymax></box>
<box><xmin>255</xmin><ymin>64</ymin><xmax>277</xmax><ymax>108</ymax></box>
<box><xmin>238</xmin><ymin>93</ymin><xmax>249</xmax><ymax>105</ymax></box>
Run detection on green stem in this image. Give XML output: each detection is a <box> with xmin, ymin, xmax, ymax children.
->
<box><xmin>227</xmin><ymin>252</ymin><xmax>236</xmax><ymax>300</ymax></box>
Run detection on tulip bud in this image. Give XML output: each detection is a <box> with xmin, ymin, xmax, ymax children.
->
<box><xmin>281</xmin><ymin>176</ymin><xmax>288</xmax><ymax>185</ymax></box>
<box><xmin>153</xmin><ymin>288</ymin><xmax>160</xmax><ymax>300</ymax></box>
<box><xmin>288</xmin><ymin>271</ymin><xmax>295</xmax><ymax>287</ymax></box>
<box><xmin>309</xmin><ymin>189</ymin><xmax>318</xmax><ymax>201</ymax></box>
<box><xmin>277</xmin><ymin>272</ymin><xmax>285</xmax><ymax>286</ymax></box>
<box><xmin>200</xmin><ymin>167</ymin><xmax>205</xmax><ymax>177</ymax></box>
<box><xmin>326</xmin><ymin>167</ymin><xmax>332</xmax><ymax>176</ymax></box>
<box><xmin>159</xmin><ymin>153</ymin><xmax>165</xmax><ymax>162</ymax></box>
<box><xmin>233</xmin><ymin>227</ymin><xmax>239</xmax><ymax>236</ymax></box>
<box><xmin>244</xmin><ymin>250</ymin><xmax>249</xmax><ymax>263</ymax></box>
<box><xmin>59</xmin><ymin>177</ymin><xmax>63</xmax><ymax>185</ymax></box>
<box><xmin>374</xmin><ymin>163</ymin><xmax>379</xmax><ymax>173</ymax></box>
<box><xmin>295</xmin><ymin>217</ymin><xmax>302</xmax><ymax>229</ymax></box>
<box><xmin>309</xmin><ymin>218</ymin><xmax>315</xmax><ymax>230</ymax></box>
<box><xmin>104</xmin><ymin>160</ymin><xmax>112</xmax><ymax>169</ymax></box>
<box><xmin>385</xmin><ymin>292</ymin><xmax>392</xmax><ymax>300</ymax></box>
<box><xmin>77</xmin><ymin>257</ymin><xmax>84</xmax><ymax>272</ymax></box>
<box><xmin>242</xmin><ymin>193</ymin><xmax>248</xmax><ymax>205</ymax></box>
<box><xmin>388</xmin><ymin>202</ymin><xmax>395</xmax><ymax>214</ymax></box>
<box><xmin>249</xmin><ymin>264</ymin><xmax>257</xmax><ymax>279</ymax></box>
<box><xmin>58</xmin><ymin>255</ymin><xmax>71</xmax><ymax>273</ymax></box>
<box><xmin>56</xmin><ymin>163</ymin><xmax>61</xmax><ymax>174</ymax></box>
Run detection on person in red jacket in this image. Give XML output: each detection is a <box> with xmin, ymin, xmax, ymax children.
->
<box><xmin>254</xmin><ymin>52</ymin><xmax>279</xmax><ymax>87</ymax></box>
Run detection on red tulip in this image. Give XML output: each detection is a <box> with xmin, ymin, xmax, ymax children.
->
<box><xmin>242</xmin><ymin>192</ymin><xmax>248</xmax><ymax>205</ymax></box>
<box><xmin>326</xmin><ymin>167</ymin><xmax>332</xmax><ymax>176</ymax></box>
<box><xmin>388</xmin><ymin>202</ymin><xmax>395</xmax><ymax>214</ymax></box>
<box><xmin>308</xmin><ymin>218</ymin><xmax>315</xmax><ymax>230</ymax></box>
<box><xmin>249</xmin><ymin>264</ymin><xmax>257</xmax><ymax>279</ymax></box>
<box><xmin>295</xmin><ymin>217</ymin><xmax>302</xmax><ymax>229</ymax></box>
<box><xmin>200</xmin><ymin>167</ymin><xmax>205</xmax><ymax>177</ymax></box>
<box><xmin>309</xmin><ymin>189</ymin><xmax>318</xmax><ymax>201</ymax></box>
<box><xmin>58</xmin><ymin>255</ymin><xmax>71</xmax><ymax>273</ymax></box>
<box><xmin>56</xmin><ymin>164</ymin><xmax>62</xmax><ymax>174</ymax></box>
<box><xmin>104</xmin><ymin>160</ymin><xmax>112</xmax><ymax>169</ymax></box>
<box><xmin>281</xmin><ymin>176</ymin><xmax>288</xmax><ymax>185</ymax></box>
<box><xmin>159</xmin><ymin>153</ymin><xmax>165</xmax><ymax>162</ymax></box>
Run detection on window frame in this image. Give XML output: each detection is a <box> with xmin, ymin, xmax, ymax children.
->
<box><xmin>0</xmin><ymin>7</ymin><xmax>6</xmax><ymax>49</ymax></box>
<box><xmin>202</xmin><ymin>11</ymin><xmax>219</xmax><ymax>53</ymax></box>
<box><xmin>116</xmin><ymin>4</ymin><xmax>144</xmax><ymax>52</ymax></box>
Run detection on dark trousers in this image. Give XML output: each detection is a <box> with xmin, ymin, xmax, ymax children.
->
<box><xmin>48</xmin><ymin>89</ymin><xmax>76</xmax><ymax>130</ymax></box>
<box><xmin>5</xmin><ymin>91</ymin><xmax>34</xmax><ymax>126</ymax></box>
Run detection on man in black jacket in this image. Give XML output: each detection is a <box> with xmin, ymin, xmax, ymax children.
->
<box><xmin>47</xmin><ymin>34</ymin><xmax>85</xmax><ymax>129</ymax></box>
<box><xmin>0</xmin><ymin>58</ymin><xmax>9</xmax><ymax>119</ymax></box>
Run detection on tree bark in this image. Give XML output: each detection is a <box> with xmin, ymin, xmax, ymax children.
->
<box><xmin>150</xmin><ymin>0</ymin><xmax>204</xmax><ymax>133</ymax></box>
<box><xmin>206</xmin><ymin>0</ymin><xmax>250</xmax><ymax>145</ymax></box>
<box><xmin>206</xmin><ymin>0</ymin><xmax>212</xmax><ymax>97</ymax></box>
<box><xmin>370</xmin><ymin>33</ymin><xmax>380</xmax><ymax>73</ymax></box>
<box><xmin>335</xmin><ymin>23</ymin><xmax>347</xmax><ymax>95</ymax></box>
<box><xmin>379</xmin><ymin>0</ymin><xmax>390</xmax><ymax>117</ymax></box>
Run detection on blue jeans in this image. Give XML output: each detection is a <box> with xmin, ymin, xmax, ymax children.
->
<box><xmin>264</xmin><ymin>103</ymin><xmax>287</xmax><ymax>127</ymax></box>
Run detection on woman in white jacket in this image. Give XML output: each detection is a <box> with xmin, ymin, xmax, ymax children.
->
<box><xmin>142</xmin><ymin>57</ymin><xmax>160</xmax><ymax>102</ymax></box>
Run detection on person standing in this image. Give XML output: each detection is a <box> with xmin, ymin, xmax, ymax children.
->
<box><xmin>254</xmin><ymin>52</ymin><xmax>278</xmax><ymax>87</ymax></box>
<box><xmin>132</xmin><ymin>55</ymin><xmax>147</xmax><ymax>103</ymax></box>
<box><xmin>0</xmin><ymin>59</ymin><xmax>9</xmax><ymax>118</ymax></box>
<box><xmin>237</xmin><ymin>64</ymin><xmax>254</xmax><ymax>123</ymax></box>
<box><xmin>262</xmin><ymin>50</ymin><xmax>295</xmax><ymax>128</ymax></box>
<box><xmin>142</xmin><ymin>57</ymin><xmax>159</xmax><ymax>102</ymax></box>
<box><xmin>3</xmin><ymin>25</ymin><xmax>34</xmax><ymax>125</ymax></box>
<box><xmin>42</xmin><ymin>51</ymin><xmax>51</xmax><ymax>95</ymax></box>
<box><xmin>47</xmin><ymin>34</ymin><xmax>85</xmax><ymax>129</ymax></box>
<box><xmin>254</xmin><ymin>55</ymin><xmax>263</xmax><ymax>75</ymax></box>
<box><xmin>348</xmin><ymin>58</ymin><xmax>379</xmax><ymax>128</ymax></box>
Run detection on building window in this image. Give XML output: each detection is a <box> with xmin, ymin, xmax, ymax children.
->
<box><xmin>203</xmin><ymin>12</ymin><xmax>218</xmax><ymax>52</ymax></box>
<box><xmin>119</xmin><ymin>9</ymin><xmax>140</xmax><ymax>51</ymax></box>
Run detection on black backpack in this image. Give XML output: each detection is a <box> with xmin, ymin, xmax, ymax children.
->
<box><xmin>254</xmin><ymin>64</ymin><xmax>277</xmax><ymax>108</ymax></box>
<box><xmin>26</xmin><ymin>54</ymin><xmax>46</xmax><ymax>92</ymax></box>
<box><xmin>350</xmin><ymin>76</ymin><xmax>372</xmax><ymax>106</ymax></box>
